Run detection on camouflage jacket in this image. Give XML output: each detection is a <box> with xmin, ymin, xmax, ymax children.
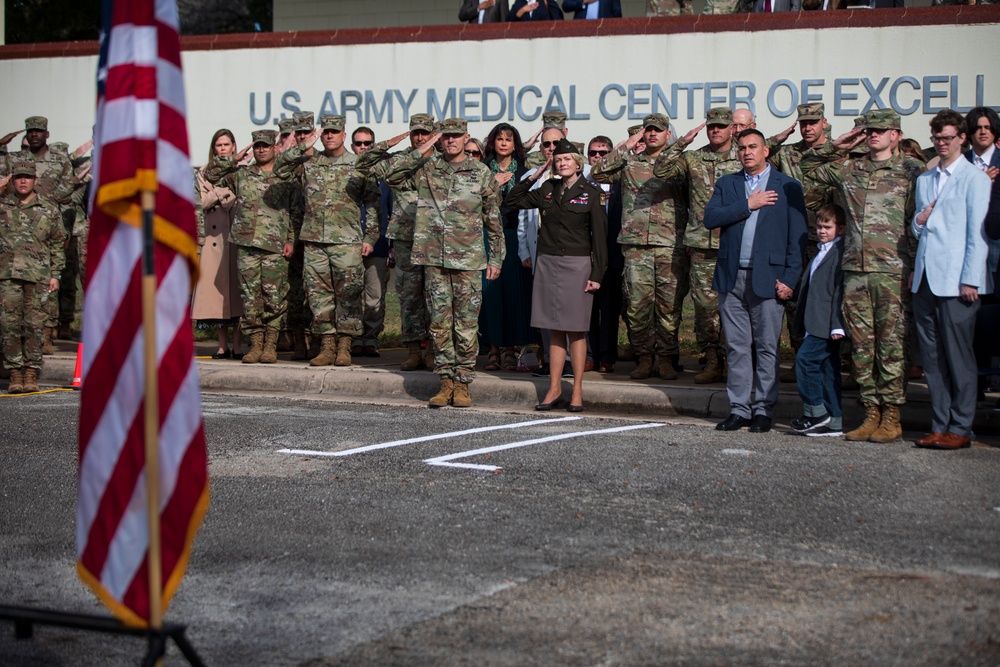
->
<box><xmin>653</xmin><ymin>139</ymin><xmax>742</xmax><ymax>249</ymax></box>
<box><xmin>274</xmin><ymin>146</ymin><xmax>379</xmax><ymax>246</ymax></box>
<box><xmin>801</xmin><ymin>143</ymin><xmax>922</xmax><ymax>275</ymax></box>
<box><xmin>384</xmin><ymin>149</ymin><xmax>504</xmax><ymax>271</ymax></box>
<box><xmin>204</xmin><ymin>157</ymin><xmax>304</xmax><ymax>254</ymax></box>
<box><xmin>355</xmin><ymin>140</ymin><xmax>434</xmax><ymax>242</ymax></box>
<box><xmin>590</xmin><ymin>147</ymin><xmax>687</xmax><ymax>248</ymax></box>
<box><xmin>0</xmin><ymin>194</ymin><xmax>66</xmax><ymax>283</ymax></box>
<box><xmin>0</xmin><ymin>146</ymin><xmax>76</xmax><ymax>206</ymax></box>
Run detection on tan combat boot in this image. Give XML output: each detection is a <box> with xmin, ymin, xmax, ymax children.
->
<box><xmin>655</xmin><ymin>356</ymin><xmax>678</xmax><ymax>381</ymax></box>
<box><xmin>630</xmin><ymin>355</ymin><xmax>653</xmax><ymax>380</ymax></box>
<box><xmin>869</xmin><ymin>404</ymin><xmax>902</xmax><ymax>443</ymax></box>
<box><xmin>694</xmin><ymin>348</ymin><xmax>724</xmax><ymax>384</ymax></box>
<box><xmin>428</xmin><ymin>377</ymin><xmax>454</xmax><ymax>408</ymax></box>
<box><xmin>400</xmin><ymin>342</ymin><xmax>423</xmax><ymax>371</ymax></box>
<box><xmin>451</xmin><ymin>381</ymin><xmax>472</xmax><ymax>407</ymax></box>
<box><xmin>259</xmin><ymin>328</ymin><xmax>279</xmax><ymax>364</ymax></box>
<box><xmin>242</xmin><ymin>332</ymin><xmax>265</xmax><ymax>364</ymax></box>
<box><xmin>291</xmin><ymin>329</ymin><xmax>309</xmax><ymax>361</ymax></box>
<box><xmin>334</xmin><ymin>335</ymin><xmax>352</xmax><ymax>367</ymax></box>
<box><xmin>844</xmin><ymin>404</ymin><xmax>881</xmax><ymax>441</ymax></box>
<box><xmin>7</xmin><ymin>368</ymin><xmax>24</xmax><ymax>394</ymax></box>
<box><xmin>42</xmin><ymin>327</ymin><xmax>55</xmax><ymax>355</ymax></box>
<box><xmin>310</xmin><ymin>335</ymin><xmax>337</xmax><ymax>366</ymax></box>
<box><xmin>23</xmin><ymin>367</ymin><xmax>39</xmax><ymax>393</ymax></box>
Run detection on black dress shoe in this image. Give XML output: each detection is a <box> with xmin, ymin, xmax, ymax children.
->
<box><xmin>716</xmin><ymin>414</ymin><xmax>751</xmax><ymax>431</ymax></box>
<box><xmin>749</xmin><ymin>414</ymin><xmax>772</xmax><ymax>433</ymax></box>
<box><xmin>211</xmin><ymin>349</ymin><xmax>232</xmax><ymax>360</ymax></box>
<box><xmin>535</xmin><ymin>398</ymin><xmax>566</xmax><ymax>411</ymax></box>
<box><xmin>566</xmin><ymin>404</ymin><xmax>584</xmax><ymax>412</ymax></box>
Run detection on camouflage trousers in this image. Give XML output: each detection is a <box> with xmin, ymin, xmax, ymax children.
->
<box><xmin>303</xmin><ymin>242</ymin><xmax>363</xmax><ymax>337</ymax></box>
<box><xmin>622</xmin><ymin>244</ymin><xmax>690</xmax><ymax>358</ymax></box>
<box><xmin>424</xmin><ymin>266</ymin><xmax>482</xmax><ymax>384</ymax></box>
<box><xmin>237</xmin><ymin>245</ymin><xmax>288</xmax><ymax>335</ymax></box>
<box><xmin>843</xmin><ymin>270</ymin><xmax>909</xmax><ymax>407</ymax></box>
<box><xmin>285</xmin><ymin>242</ymin><xmax>310</xmax><ymax>331</ymax></box>
<box><xmin>688</xmin><ymin>248</ymin><xmax>723</xmax><ymax>353</ymax></box>
<box><xmin>705</xmin><ymin>0</ymin><xmax>746</xmax><ymax>11</ymax></box>
<box><xmin>394</xmin><ymin>240</ymin><xmax>429</xmax><ymax>344</ymax></box>
<box><xmin>1</xmin><ymin>279</ymin><xmax>47</xmax><ymax>370</ymax></box>
<box><xmin>646</xmin><ymin>0</ymin><xmax>693</xmax><ymax>15</ymax></box>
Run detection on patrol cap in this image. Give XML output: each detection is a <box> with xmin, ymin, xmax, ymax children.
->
<box><xmin>542</xmin><ymin>111</ymin><xmax>567</xmax><ymax>130</ymax></box>
<box><xmin>627</xmin><ymin>125</ymin><xmax>643</xmax><ymax>137</ymax></box>
<box><xmin>642</xmin><ymin>113</ymin><xmax>670</xmax><ymax>131</ymax></box>
<box><xmin>11</xmin><ymin>160</ymin><xmax>35</xmax><ymax>177</ymax></box>
<box><xmin>705</xmin><ymin>107</ymin><xmax>733</xmax><ymax>126</ymax></box>
<box><xmin>278</xmin><ymin>118</ymin><xmax>295</xmax><ymax>134</ymax></box>
<box><xmin>320</xmin><ymin>115</ymin><xmax>346</xmax><ymax>132</ymax></box>
<box><xmin>252</xmin><ymin>129</ymin><xmax>277</xmax><ymax>146</ymax></box>
<box><xmin>409</xmin><ymin>113</ymin><xmax>435</xmax><ymax>132</ymax></box>
<box><xmin>864</xmin><ymin>109</ymin><xmax>901</xmax><ymax>130</ymax></box>
<box><xmin>853</xmin><ymin>116</ymin><xmax>866</xmax><ymax>129</ymax></box>
<box><xmin>439</xmin><ymin>118</ymin><xmax>468</xmax><ymax>135</ymax></box>
<box><xmin>24</xmin><ymin>116</ymin><xmax>48</xmax><ymax>131</ymax></box>
<box><xmin>796</xmin><ymin>103</ymin><xmax>825</xmax><ymax>121</ymax></box>
<box><xmin>292</xmin><ymin>111</ymin><xmax>314</xmax><ymax>131</ymax></box>
<box><xmin>552</xmin><ymin>139</ymin><xmax>581</xmax><ymax>156</ymax></box>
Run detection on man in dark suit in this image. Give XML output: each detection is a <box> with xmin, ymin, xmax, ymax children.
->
<box><xmin>563</xmin><ymin>0</ymin><xmax>623</xmax><ymax>18</ymax></box>
<box><xmin>704</xmin><ymin>129</ymin><xmax>807</xmax><ymax>433</ymax></box>
<box><xmin>509</xmin><ymin>0</ymin><xmax>565</xmax><ymax>20</ymax></box>
<box><xmin>459</xmin><ymin>0</ymin><xmax>509</xmax><ymax>23</ymax></box>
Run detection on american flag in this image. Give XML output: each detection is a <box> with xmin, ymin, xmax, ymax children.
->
<box><xmin>77</xmin><ymin>0</ymin><xmax>209</xmax><ymax>626</ymax></box>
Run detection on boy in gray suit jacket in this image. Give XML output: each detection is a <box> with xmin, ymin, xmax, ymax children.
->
<box><xmin>791</xmin><ymin>205</ymin><xmax>846</xmax><ymax>436</ymax></box>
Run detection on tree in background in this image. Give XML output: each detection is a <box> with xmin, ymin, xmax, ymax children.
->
<box><xmin>5</xmin><ymin>0</ymin><xmax>272</xmax><ymax>44</ymax></box>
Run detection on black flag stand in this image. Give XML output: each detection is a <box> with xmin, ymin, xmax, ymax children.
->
<box><xmin>0</xmin><ymin>605</ymin><xmax>206</xmax><ymax>667</ymax></box>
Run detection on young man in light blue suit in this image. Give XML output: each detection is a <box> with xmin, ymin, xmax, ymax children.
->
<box><xmin>911</xmin><ymin>109</ymin><xmax>992</xmax><ymax>450</ymax></box>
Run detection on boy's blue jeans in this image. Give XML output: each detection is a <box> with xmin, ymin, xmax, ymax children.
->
<box><xmin>795</xmin><ymin>334</ymin><xmax>842</xmax><ymax>425</ymax></box>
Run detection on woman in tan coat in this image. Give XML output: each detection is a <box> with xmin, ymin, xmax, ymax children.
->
<box><xmin>192</xmin><ymin>129</ymin><xmax>243</xmax><ymax>358</ymax></box>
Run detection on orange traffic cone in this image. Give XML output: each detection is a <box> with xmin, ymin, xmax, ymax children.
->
<box><xmin>71</xmin><ymin>342</ymin><xmax>83</xmax><ymax>389</ymax></box>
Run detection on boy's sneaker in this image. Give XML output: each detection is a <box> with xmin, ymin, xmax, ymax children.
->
<box><xmin>790</xmin><ymin>414</ymin><xmax>831</xmax><ymax>433</ymax></box>
<box><xmin>805</xmin><ymin>425</ymin><xmax>844</xmax><ymax>437</ymax></box>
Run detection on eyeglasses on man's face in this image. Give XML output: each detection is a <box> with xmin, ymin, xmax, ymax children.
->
<box><xmin>353</xmin><ymin>140</ymin><xmax>374</xmax><ymax>147</ymax></box>
<box><xmin>929</xmin><ymin>134</ymin><xmax>960</xmax><ymax>144</ymax></box>
<box><xmin>588</xmin><ymin>149</ymin><xmax>609</xmax><ymax>157</ymax></box>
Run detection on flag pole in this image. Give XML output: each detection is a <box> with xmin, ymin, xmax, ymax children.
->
<box><xmin>140</xmin><ymin>188</ymin><xmax>165</xmax><ymax>658</ymax></box>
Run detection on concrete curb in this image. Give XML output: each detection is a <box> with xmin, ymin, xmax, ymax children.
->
<box><xmin>37</xmin><ymin>352</ymin><xmax>998</xmax><ymax>434</ymax></box>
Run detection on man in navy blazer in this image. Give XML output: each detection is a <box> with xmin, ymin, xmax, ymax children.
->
<box><xmin>562</xmin><ymin>0</ymin><xmax>623</xmax><ymax>18</ymax></box>
<box><xmin>912</xmin><ymin>109</ymin><xmax>991</xmax><ymax>450</ymax></box>
<box><xmin>704</xmin><ymin>129</ymin><xmax>807</xmax><ymax>432</ymax></box>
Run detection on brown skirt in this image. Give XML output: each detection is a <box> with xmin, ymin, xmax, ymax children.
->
<box><xmin>530</xmin><ymin>254</ymin><xmax>594</xmax><ymax>333</ymax></box>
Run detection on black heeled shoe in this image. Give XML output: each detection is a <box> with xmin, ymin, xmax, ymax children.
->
<box><xmin>566</xmin><ymin>404</ymin><xmax>584</xmax><ymax>412</ymax></box>
<box><xmin>211</xmin><ymin>349</ymin><xmax>232</xmax><ymax>360</ymax></box>
<box><xmin>535</xmin><ymin>397</ymin><xmax>566</xmax><ymax>411</ymax></box>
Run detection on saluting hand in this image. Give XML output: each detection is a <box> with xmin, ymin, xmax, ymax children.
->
<box><xmin>387</xmin><ymin>130</ymin><xmax>409</xmax><ymax>148</ymax></box>
<box><xmin>523</xmin><ymin>128</ymin><xmax>544</xmax><ymax>152</ymax></box>
<box><xmin>832</xmin><ymin>128</ymin><xmax>866</xmax><ymax>151</ymax></box>
<box><xmin>420</xmin><ymin>132</ymin><xmax>442</xmax><ymax>156</ymax></box>
<box><xmin>774</xmin><ymin>122</ymin><xmax>797</xmax><ymax>144</ymax></box>
<box><xmin>0</xmin><ymin>129</ymin><xmax>23</xmax><ymax>147</ymax></box>
<box><xmin>0</xmin><ymin>174</ymin><xmax>11</xmax><ymax>190</ymax></box>
<box><xmin>683</xmin><ymin>122</ymin><xmax>706</xmax><ymax>145</ymax></box>
<box><xmin>532</xmin><ymin>156</ymin><xmax>553</xmax><ymax>179</ymax></box>
<box><xmin>75</xmin><ymin>162</ymin><xmax>93</xmax><ymax>181</ymax></box>
<box><xmin>72</xmin><ymin>139</ymin><xmax>94</xmax><ymax>159</ymax></box>
<box><xmin>234</xmin><ymin>144</ymin><xmax>253</xmax><ymax>164</ymax></box>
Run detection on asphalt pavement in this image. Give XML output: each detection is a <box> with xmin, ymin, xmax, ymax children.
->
<box><xmin>1</xmin><ymin>394</ymin><xmax>999</xmax><ymax>666</ymax></box>
<box><xmin>34</xmin><ymin>337</ymin><xmax>1000</xmax><ymax>440</ymax></box>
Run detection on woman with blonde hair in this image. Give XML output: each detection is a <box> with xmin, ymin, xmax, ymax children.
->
<box><xmin>505</xmin><ymin>140</ymin><xmax>607</xmax><ymax>411</ymax></box>
<box><xmin>192</xmin><ymin>129</ymin><xmax>244</xmax><ymax>358</ymax></box>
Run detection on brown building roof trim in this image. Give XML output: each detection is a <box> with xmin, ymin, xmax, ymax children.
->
<box><xmin>0</xmin><ymin>5</ymin><xmax>996</xmax><ymax>60</ymax></box>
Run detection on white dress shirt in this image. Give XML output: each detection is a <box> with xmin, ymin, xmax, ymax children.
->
<box><xmin>806</xmin><ymin>236</ymin><xmax>845</xmax><ymax>338</ymax></box>
<box><xmin>973</xmin><ymin>144</ymin><xmax>996</xmax><ymax>173</ymax></box>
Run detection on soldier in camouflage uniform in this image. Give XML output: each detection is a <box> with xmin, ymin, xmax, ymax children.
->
<box><xmin>205</xmin><ymin>129</ymin><xmax>304</xmax><ymax>364</ymax></box>
<box><xmin>280</xmin><ymin>114</ymin><xmax>312</xmax><ymax>358</ymax></box>
<box><xmin>0</xmin><ymin>162</ymin><xmax>65</xmax><ymax>393</ymax></box>
<box><xmin>0</xmin><ymin>117</ymin><xmax>77</xmax><ymax>355</ymax></box>
<box><xmin>646</xmin><ymin>0</ymin><xmax>693</xmax><ymax>15</ymax></box>
<box><xmin>801</xmin><ymin>109</ymin><xmax>923</xmax><ymax>443</ymax></box>
<box><xmin>384</xmin><ymin>118</ymin><xmax>504</xmax><ymax>408</ymax></box>
<box><xmin>653</xmin><ymin>107</ymin><xmax>743</xmax><ymax>383</ymax></box>
<box><xmin>275</xmin><ymin>114</ymin><xmax>380</xmax><ymax>367</ymax></box>
<box><xmin>355</xmin><ymin>113</ymin><xmax>437</xmax><ymax>371</ymax></box>
<box><xmin>591</xmin><ymin>113</ymin><xmax>689</xmax><ymax>382</ymax></box>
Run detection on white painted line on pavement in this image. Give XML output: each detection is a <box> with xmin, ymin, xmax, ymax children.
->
<box><xmin>425</xmin><ymin>422</ymin><xmax>668</xmax><ymax>471</ymax></box>
<box><xmin>277</xmin><ymin>416</ymin><xmax>582</xmax><ymax>457</ymax></box>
